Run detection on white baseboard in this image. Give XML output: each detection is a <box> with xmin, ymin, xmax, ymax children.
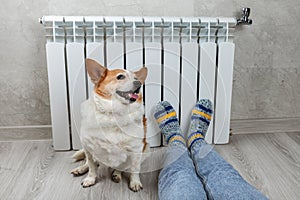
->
<box><xmin>230</xmin><ymin>118</ymin><xmax>300</xmax><ymax>135</ymax></box>
<box><xmin>0</xmin><ymin>125</ymin><xmax>52</xmax><ymax>141</ymax></box>
<box><xmin>1</xmin><ymin>118</ymin><xmax>299</xmax><ymax>141</ymax></box>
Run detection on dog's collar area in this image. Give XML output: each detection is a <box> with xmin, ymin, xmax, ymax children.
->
<box><xmin>93</xmin><ymin>93</ymin><xmax>112</xmax><ymax>113</ymax></box>
<box><xmin>116</xmin><ymin>86</ymin><xmax>141</xmax><ymax>103</ymax></box>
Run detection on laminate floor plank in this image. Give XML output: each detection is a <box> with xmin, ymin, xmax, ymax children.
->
<box><xmin>0</xmin><ymin>132</ymin><xmax>299</xmax><ymax>200</ymax></box>
<box><xmin>0</xmin><ymin>141</ymin><xmax>54</xmax><ymax>199</ymax></box>
<box><xmin>287</xmin><ymin>132</ymin><xmax>300</xmax><ymax>146</ymax></box>
<box><xmin>215</xmin><ymin>132</ymin><xmax>300</xmax><ymax>200</ymax></box>
<box><xmin>0</xmin><ymin>140</ymin><xmax>159</xmax><ymax>200</ymax></box>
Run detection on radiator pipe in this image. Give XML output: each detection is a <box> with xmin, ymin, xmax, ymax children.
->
<box><xmin>38</xmin><ymin>7</ymin><xmax>253</xmax><ymax>26</ymax></box>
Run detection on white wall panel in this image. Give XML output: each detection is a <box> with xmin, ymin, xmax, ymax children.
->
<box><xmin>106</xmin><ymin>42</ymin><xmax>124</xmax><ymax>69</ymax></box>
<box><xmin>163</xmin><ymin>43</ymin><xmax>181</xmax><ymax>115</ymax></box>
<box><xmin>181</xmin><ymin>43</ymin><xmax>199</xmax><ymax>136</ymax></box>
<box><xmin>214</xmin><ymin>42</ymin><xmax>235</xmax><ymax>144</ymax></box>
<box><xmin>144</xmin><ymin>42</ymin><xmax>162</xmax><ymax>147</ymax></box>
<box><xmin>199</xmin><ymin>42</ymin><xmax>217</xmax><ymax>144</ymax></box>
<box><xmin>86</xmin><ymin>43</ymin><xmax>105</xmax><ymax>96</ymax></box>
<box><xmin>126</xmin><ymin>43</ymin><xmax>143</xmax><ymax>71</ymax></box>
<box><xmin>66</xmin><ymin>43</ymin><xmax>86</xmax><ymax>149</ymax></box>
<box><xmin>46</xmin><ymin>43</ymin><xmax>71</xmax><ymax>150</ymax></box>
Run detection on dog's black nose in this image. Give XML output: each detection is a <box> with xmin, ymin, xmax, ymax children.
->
<box><xmin>133</xmin><ymin>80</ymin><xmax>142</xmax><ymax>88</ymax></box>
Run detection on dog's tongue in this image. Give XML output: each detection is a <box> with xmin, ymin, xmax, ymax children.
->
<box><xmin>129</xmin><ymin>93</ymin><xmax>139</xmax><ymax>100</ymax></box>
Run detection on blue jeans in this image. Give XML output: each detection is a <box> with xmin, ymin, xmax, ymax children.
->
<box><xmin>158</xmin><ymin>141</ymin><xmax>268</xmax><ymax>200</ymax></box>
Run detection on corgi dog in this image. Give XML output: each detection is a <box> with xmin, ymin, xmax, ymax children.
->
<box><xmin>71</xmin><ymin>58</ymin><xmax>148</xmax><ymax>192</ymax></box>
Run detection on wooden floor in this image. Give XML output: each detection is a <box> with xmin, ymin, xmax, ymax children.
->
<box><xmin>0</xmin><ymin>132</ymin><xmax>299</xmax><ymax>200</ymax></box>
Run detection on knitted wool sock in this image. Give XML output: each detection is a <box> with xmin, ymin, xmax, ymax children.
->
<box><xmin>187</xmin><ymin>99</ymin><xmax>213</xmax><ymax>150</ymax></box>
<box><xmin>154</xmin><ymin>101</ymin><xmax>186</xmax><ymax>147</ymax></box>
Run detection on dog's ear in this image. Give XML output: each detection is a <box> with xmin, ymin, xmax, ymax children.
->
<box><xmin>134</xmin><ymin>67</ymin><xmax>148</xmax><ymax>84</ymax></box>
<box><xmin>86</xmin><ymin>58</ymin><xmax>107</xmax><ymax>84</ymax></box>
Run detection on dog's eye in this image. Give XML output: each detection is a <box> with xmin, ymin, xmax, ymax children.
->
<box><xmin>116</xmin><ymin>74</ymin><xmax>126</xmax><ymax>80</ymax></box>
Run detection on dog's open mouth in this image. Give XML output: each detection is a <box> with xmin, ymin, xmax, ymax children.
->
<box><xmin>116</xmin><ymin>87</ymin><xmax>141</xmax><ymax>103</ymax></box>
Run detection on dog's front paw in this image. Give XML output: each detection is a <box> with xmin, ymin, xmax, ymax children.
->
<box><xmin>71</xmin><ymin>165</ymin><xmax>88</xmax><ymax>176</ymax></box>
<box><xmin>81</xmin><ymin>176</ymin><xmax>96</xmax><ymax>187</ymax></box>
<box><xmin>129</xmin><ymin>180</ymin><xmax>143</xmax><ymax>192</ymax></box>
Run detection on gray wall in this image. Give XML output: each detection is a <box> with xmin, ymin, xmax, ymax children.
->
<box><xmin>0</xmin><ymin>0</ymin><xmax>299</xmax><ymax>129</ymax></box>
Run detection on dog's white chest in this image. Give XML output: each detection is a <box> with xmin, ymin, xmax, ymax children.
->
<box><xmin>80</xmin><ymin>97</ymin><xmax>145</xmax><ymax>169</ymax></box>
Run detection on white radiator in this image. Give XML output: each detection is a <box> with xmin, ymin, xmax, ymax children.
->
<box><xmin>40</xmin><ymin>15</ymin><xmax>244</xmax><ymax>150</ymax></box>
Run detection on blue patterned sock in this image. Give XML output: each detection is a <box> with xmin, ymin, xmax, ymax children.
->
<box><xmin>153</xmin><ymin>101</ymin><xmax>186</xmax><ymax>147</ymax></box>
<box><xmin>187</xmin><ymin>99</ymin><xmax>213</xmax><ymax>149</ymax></box>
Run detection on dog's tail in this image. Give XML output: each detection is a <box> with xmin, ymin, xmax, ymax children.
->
<box><xmin>72</xmin><ymin>149</ymin><xmax>85</xmax><ymax>162</ymax></box>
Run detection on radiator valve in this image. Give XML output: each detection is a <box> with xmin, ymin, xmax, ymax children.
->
<box><xmin>237</xmin><ymin>7</ymin><xmax>252</xmax><ymax>25</ymax></box>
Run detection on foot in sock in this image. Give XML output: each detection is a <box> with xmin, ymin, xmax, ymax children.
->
<box><xmin>153</xmin><ymin>101</ymin><xmax>186</xmax><ymax>147</ymax></box>
<box><xmin>187</xmin><ymin>99</ymin><xmax>213</xmax><ymax>150</ymax></box>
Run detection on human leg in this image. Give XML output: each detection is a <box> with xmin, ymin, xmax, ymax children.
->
<box><xmin>154</xmin><ymin>101</ymin><xmax>207</xmax><ymax>200</ymax></box>
<box><xmin>188</xmin><ymin>99</ymin><xmax>268</xmax><ymax>200</ymax></box>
